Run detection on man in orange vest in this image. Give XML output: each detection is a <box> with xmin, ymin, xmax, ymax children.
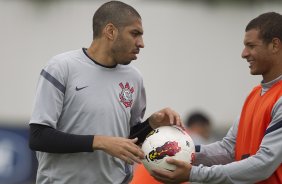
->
<box><xmin>151</xmin><ymin>12</ymin><xmax>282</xmax><ymax>184</ymax></box>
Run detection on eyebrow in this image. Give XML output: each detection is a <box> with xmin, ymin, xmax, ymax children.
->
<box><xmin>244</xmin><ymin>41</ymin><xmax>253</xmax><ymax>45</ymax></box>
<box><xmin>132</xmin><ymin>29</ymin><xmax>143</xmax><ymax>35</ymax></box>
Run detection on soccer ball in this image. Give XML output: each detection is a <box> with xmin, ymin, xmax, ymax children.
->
<box><xmin>141</xmin><ymin>125</ymin><xmax>195</xmax><ymax>173</ymax></box>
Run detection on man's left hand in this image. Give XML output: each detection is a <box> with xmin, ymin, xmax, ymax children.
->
<box><xmin>148</xmin><ymin>107</ymin><xmax>183</xmax><ymax>129</ymax></box>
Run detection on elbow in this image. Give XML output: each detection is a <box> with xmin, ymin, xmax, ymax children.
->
<box><xmin>258</xmin><ymin>170</ymin><xmax>274</xmax><ymax>181</ymax></box>
<box><xmin>254</xmin><ymin>157</ymin><xmax>278</xmax><ymax>182</ymax></box>
<box><xmin>29</xmin><ymin>136</ymin><xmax>39</xmax><ymax>151</ymax></box>
<box><xmin>28</xmin><ymin>123</ymin><xmax>44</xmax><ymax>151</ymax></box>
<box><xmin>29</xmin><ymin>127</ymin><xmax>42</xmax><ymax>151</ymax></box>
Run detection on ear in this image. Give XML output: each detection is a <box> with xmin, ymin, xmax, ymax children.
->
<box><xmin>271</xmin><ymin>37</ymin><xmax>281</xmax><ymax>54</ymax></box>
<box><xmin>103</xmin><ymin>23</ymin><xmax>118</xmax><ymax>40</ymax></box>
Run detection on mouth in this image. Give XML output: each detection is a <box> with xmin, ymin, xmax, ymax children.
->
<box><xmin>132</xmin><ymin>49</ymin><xmax>140</xmax><ymax>55</ymax></box>
<box><xmin>249</xmin><ymin>62</ymin><xmax>255</xmax><ymax>69</ymax></box>
<box><xmin>247</xmin><ymin>59</ymin><xmax>254</xmax><ymax>68</ymax></box>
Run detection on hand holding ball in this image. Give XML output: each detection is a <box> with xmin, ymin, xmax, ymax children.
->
<box><xmin>141</xmin><ymin>126</ymin><xmax>195</xmax><ymax>173</ymax></box>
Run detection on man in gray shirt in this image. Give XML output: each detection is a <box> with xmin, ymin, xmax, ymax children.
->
<box><xmin>151</xmin><ymin>12</ymin><xmax>282</xmax><ymax>184</ymax></box>
<box><xmin>29</xmin><ymin>1</ymin><xmax>182</xmax><ymax>184</ymax></box>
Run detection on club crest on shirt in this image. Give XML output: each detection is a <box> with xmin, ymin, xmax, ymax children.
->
<box><xmin>119</xmin><ymin>82</ymin><xmax>134</xmax><ymax>108</ymax></box>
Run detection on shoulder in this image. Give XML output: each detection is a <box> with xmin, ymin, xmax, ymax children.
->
<box><xmin>41</xmin><ymin>49</ymin><xmax>81</xmax><ymax>81</ymax></box>
<box><xmin>118</xmin><ymin>64</ymin><xmax>143</xmax><ymax>80</ymax></box>
<box><xmin>44</xmin><ymin>49</ymin><xmax>83</xmax><ymax>73</ymax></box>
<box><xmin>250</xmin><ymin>85</ymin><xmax>261</xmax><ymax>93</ymax></box>
<box><xmin>272</xmin><ymin>96</ymin><xmax>282</xmax><ymax>113</ymax></box>
<box><xmin>47</xmin><ymin>49</ymin><xmax>82</xmax><ymax>66</ymax></box>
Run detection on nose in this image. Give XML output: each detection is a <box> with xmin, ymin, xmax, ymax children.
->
<box><xmin>137</xmin><ymin>37</ymin><xmax>144</xmax><ymax>48</ymax></box>
<box><xmin>241</xmin><ymin>47</ymin><xmax>248</xmax><ymax>59</ymax></box>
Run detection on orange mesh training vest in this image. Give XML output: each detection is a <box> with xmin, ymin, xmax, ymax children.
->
<box><xmin>235</xmin><ymin>81</ymin><xmax>282</xmax><ymax>184</ymax></box>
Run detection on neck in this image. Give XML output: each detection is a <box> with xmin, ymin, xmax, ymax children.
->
<box><xmin>263</xmin><ymin>73</ymin><xmax>282</xmax><ymax>83</ymax></box>
<box><xmin>87</xmin><ymin>40</ymin><xmax>117</xmax><ymax>67</ymax></box>
<box><xmin>262</xmin><ymin>56</ymin><xmax>282</xmax><ymax>82</ymax></box>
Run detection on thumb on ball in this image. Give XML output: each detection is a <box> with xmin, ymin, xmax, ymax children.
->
<box><xmin>166</xmin><ymin>158</ymin><xmax>178</xmax><ymax>165</ymax></box>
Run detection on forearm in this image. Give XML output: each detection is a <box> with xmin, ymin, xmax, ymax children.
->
<box><xmin>29</xmin><ymin>124</ymin><xmax>94</xmax><ymax>153</ymax></box>
<box><xmin>190</xmin><ymin>164</ymin><xmax>232</xmax><ymax>184</ymax></box>
<box><xmin>190</xmin><ymin>124</ymin><xmax>282</xmax><ymax>184</ymax></box>
<box><xmin>194</xmin><ymin>141</ymin><xmax>235</xmax><ymax>167</ymax></box>
<box><xmin>191</xmin><ymin>148</ymin><xmax>279</xmax><ymax>184</ymax></box>
<box><xmin>194</xmin><ymin>119</ymin><xmax>238</xmax><ymax>166</ymax></box>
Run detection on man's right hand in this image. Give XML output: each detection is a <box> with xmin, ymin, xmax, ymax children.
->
<box><xmin>92</xmin><ymin>135</ymin><xmax>145</xmax><ymax>165</ymax></box>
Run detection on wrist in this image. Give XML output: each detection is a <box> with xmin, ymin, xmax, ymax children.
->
<box><xmin>92</xmin><ymin>135</ymin><xmax>105</xmax><ymax>150</ymax></box>
<box><xmin>146</xmin><ymin>118</ymin><xmax>154</xmax><ymax>129</ymax></box>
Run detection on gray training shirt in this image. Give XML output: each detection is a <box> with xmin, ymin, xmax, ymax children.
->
<box><xmin>29</xmin><ymin>48</ymin><xmax>146</xmax><ymax>184</ymax></box>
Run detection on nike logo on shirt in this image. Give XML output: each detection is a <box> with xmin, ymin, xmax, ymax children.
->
<box><xmin>75</xmin><ymin>86</ymin><xmax>88</xmax><ymax>91</ymax></box>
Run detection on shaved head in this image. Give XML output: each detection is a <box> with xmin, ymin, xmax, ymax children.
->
<box><xmin>92</xmin><ymin>1</ymin><xmax>141</xmax><ymax>39</ymax></box>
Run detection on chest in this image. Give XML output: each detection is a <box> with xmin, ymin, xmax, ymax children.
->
<box><xmin>63</xmin><ymin>65</ymin><xmax>140</xmax><ymax>115</ymax></box>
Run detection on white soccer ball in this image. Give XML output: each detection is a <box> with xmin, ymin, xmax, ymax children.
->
<box><xmin>141</xmin><ymin>125</ymin><xmax>195</xmax><ymax>173</ymax></box>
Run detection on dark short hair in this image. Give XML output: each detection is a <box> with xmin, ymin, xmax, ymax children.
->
<box><xmin>186</xmin><ymin>112</ymin><xmax>210</xmax><ymax>128</ymax></box>
<box><xmin>92</xmin><ymin>1</ymin><xmax>141</xmax><ymax>39</ymax></box>
<box><xmin>246</xmin><ymin>12</ymin><xmax>282</xmax><ymax>43</ymax></box>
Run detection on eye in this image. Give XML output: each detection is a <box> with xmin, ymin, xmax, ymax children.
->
<box><xmin>131</xmin><ymin>32</ymin><xmax>139</xmax><ymax>37</ymax></box>
<box><xmin>246</xmin><ymin>44</ymin><xmax>255</xmax><ymax>49</ymax></box>
<box><xmin>131</xmin><ymin>30</ymin><xmax>143</xmax><ymax>38</ymax></box>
